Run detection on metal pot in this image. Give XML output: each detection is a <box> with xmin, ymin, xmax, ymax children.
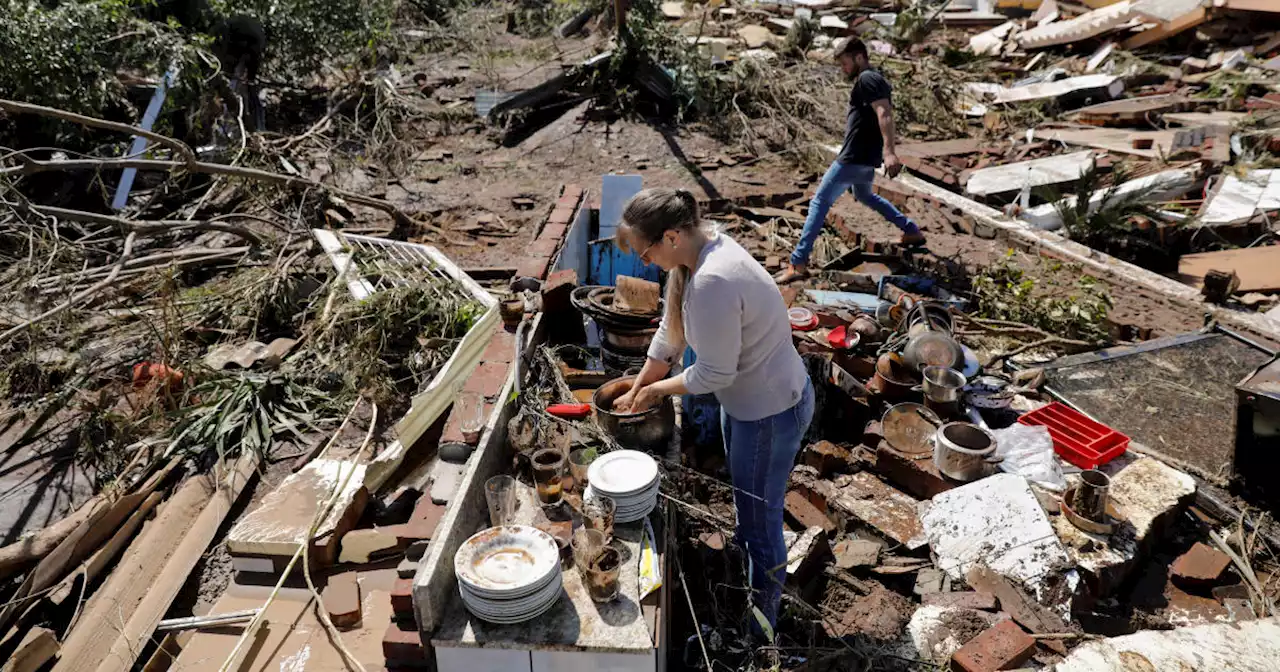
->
<box><xmin>904</xmin><ymin>331</ymin><xmax>964</xmax><ymax>372</ymax></box>
<box><xmin>964</xmin><ymin>375</ymin><xmax>1013</xmax><ymax>410</ymax></box>
<box><xmin>921</xmin><ymin>366</ymin><xmax>967</xmax><ymax>404</ymax></box>
<box><xmin>601</xmin><ymin>327</ymin><xmax>657</xmax><ymax>353</ymax></box>
<box><xmin>933</xmin><ymin>422</ymin><xmax>1000</xmax><ymax>482</ymax></box>
<box><xmin>868</xmin><ymin>353</ymin><xmax>919</xmax><ymax>400</ymax></box>
<box><xmin>592</xmin><ymin>375</ymin><xmax>675</xmax><ymax>453</ymax></box>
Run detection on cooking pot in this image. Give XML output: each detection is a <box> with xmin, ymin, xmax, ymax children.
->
<box><xmin>921</xmin><ymin>366</ymin><xmax>967</xmax><ymax>404</ymax></box>
<box><xmin>868</xmin><ymin>353</ymin><xmax>919</xmax><ymax>400</ymax></box>
<box><xmin>904</xmin><ymin>331</ymin><xmax>964</xmax><ymax>372</ymax></box>
<box><xmin>933</xmin><ymin>422</ymin><xmax>1000</xmax><ymax>482</ymax></box>
<box><xmin>592</xmin><ymin>375</ymin><xmax>675</xmax><ymax>453</ymax></box>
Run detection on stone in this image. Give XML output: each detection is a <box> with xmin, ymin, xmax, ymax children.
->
<box><xmin>339</xmin><ymin>528</ymin><xmax>400</xmax><ymax>564</ymax></box>
<box><xmin>903</xmin><ymin>606</ymin><xmax>1006</xmax><ymax>665</ymax></box>
<box><xmin>1171</xmin><ymin>542</ymin><xmax>1232</xmax><ymax>586</ymax></box>
<box><xmin>737</xmin><ymin>25</ymin><xmax>774</xmax><ymax>49</ymax></box>
<box><xmin>915</xmin><ymin>568</ymin><xmax>946</xmax><ymax>596</ymax></box>
<box><xmin>784</xmin><ymin>490</ymin><xmax>836</xmax><ymax>535</ymax></box>
<box><xmin>830</xmin><ymin>472</ymin><xmax>925</xmax><ymax>549</ymax></box>
<box><xmin>429</xmin><ymin>460</ymin><xmax>465</xmax><ymax>505</ymax></box>
<box><xmin>1054</xmin><ymin>617</ymin><xmax>1280</xmax><ymax>671</ymax></box>
<box><xmin>833</xmin><ymin>539</ymin><xmax>881</xmax><ymax>569</ymax></box>
<box><xmin>922</xmin><ymin>591</ymin><xmax>999</xmax><ymax>612</ymax></box>
<box><xmin>323</xmin><ymin>572</ymin><xmax>362</xmax><ymax>629</ymax></box>
<box><xmin>950</xmin><ymin>619</ymin><xmax>1036</xmax><ymax>672</ymax></box>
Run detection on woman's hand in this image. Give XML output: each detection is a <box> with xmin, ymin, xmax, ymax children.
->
<box><xmin>613</xmin><ymin>384</ymin><xmax>641</xmax><ymax>414</ymax></box>
<box><xmin>627</xmin><ymin>384</ymin><xmax>662</xmax><ymax>413</ymax></box>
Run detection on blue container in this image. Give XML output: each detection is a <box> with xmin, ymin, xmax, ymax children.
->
<box><xmin>681</xmin><ymin>347</ymin><xmax>722</xmax><ymax>448</ymax></box>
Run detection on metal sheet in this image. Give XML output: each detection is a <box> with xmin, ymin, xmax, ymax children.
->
<box><xmin>1044</xmin><ymin>332</ymin><xmax>1270</xmax><ymax>482</ymax></box>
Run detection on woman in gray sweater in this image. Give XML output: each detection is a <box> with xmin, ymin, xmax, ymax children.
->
<box><xmin>613</xmin><ymin>188</ymin><xmax>814</xmax><ymax>638</ymax></box>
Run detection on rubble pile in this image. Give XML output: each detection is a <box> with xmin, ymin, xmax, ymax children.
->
<box><xmin>657</xmin><ymin>0</ymin><xmax>1280</xmax><ymax>309</ymax></box>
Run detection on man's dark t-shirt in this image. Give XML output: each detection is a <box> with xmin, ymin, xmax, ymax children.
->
<box><xmin>836</xmin><ymin>69</ymin><xmax>891</xmax><ymax>167</ymax></box>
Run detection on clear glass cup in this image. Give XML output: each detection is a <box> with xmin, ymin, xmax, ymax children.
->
<box><xmin>572</xmin><ymin>528</ymin><xmax>605</xmax><ymax>570</ymax></box>
<box><xmin>485</xmin><ymin>475</ymin><xmax>517</xmax><ymax>527</ymax></box>
<box><xmin>457</xmin><ymin>392</ymin><xmax>485</xmax><ymax>444</ymax></box>
<box><xmin>582</xmin><ymin>494</ymin><xmax>616</xmax><ymax>543</ymax></box>
<box><xmin>531</xmin><ymin>448</ymin><xmax>567</xmax><ymax>506</ymax></box>
<box><xmin>568</xmin><ymin>447</ymin><xmax>597</xmax><ymax>492</ymax></box>
<box><xmin>583</xmin><ymin>545</ymin><xmax>621</xmax><ymax>603</ymax></box>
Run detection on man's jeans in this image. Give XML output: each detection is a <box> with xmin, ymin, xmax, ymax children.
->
<box><xmin>722</xmin><ymin>379</ymin><xmax>815</xmax><ymax>634</ymax></box>
<box><xmin>791</xmin><ymin>160</ymin><xmax>919</xmax><ymax>266</ymax></box>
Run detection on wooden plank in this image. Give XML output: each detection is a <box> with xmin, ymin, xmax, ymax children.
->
<box><xmin>897</xmin><ymin>138</ymin><xmax>983</xmax><ymax>159</ymax></box>
<box><xmin>1178</xmin><ymin>247</ymin><xmax>1280</xmax><ymax>293</ymax></box>
<box><xmin>48</xmin><ymin>491</ymin><xmax>165</xmax><ymax>607</ymax></box>
<box><xmin>1073</xmin><ymin>94</ymin><xmax>1192</xmax><ymax>126</ymax></box>
<box><xmin>97</xmin><ymin>452</ymin><xmax>258</xmax><ymax>672</ymax></box>
<box><xmin>2</xmin><ymin>627</ymin><xmax>58</xmax><ymax>672</ymax></box>
<box><xmin>54</xmin><ymin>453</ymin><xmax>257</xmax><ymax>672</ymax></box>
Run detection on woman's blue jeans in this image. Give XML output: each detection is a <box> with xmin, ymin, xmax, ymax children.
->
<box><xmin>721</xmin><ymin>379</ymin><xmax>815</xmax><ymax>634</ymax></box>
<box><xmin>791</xmin><ymin>160</ymin><xmax>919</xmax><ymax>267</ymax></box>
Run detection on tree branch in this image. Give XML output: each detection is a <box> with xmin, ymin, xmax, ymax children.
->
<box><xmin>23</xmin><ymin>204</ymin><xmax>267</xmax><ymax>246</ymax></box>
<box><xmin>3</xmin><ymin>156</ymin><xmax>425</xmax><ymax>230</ymax></box>
<box><xmin>0</xmin><ymin>232</ymin><xmax>138</xmax><ymax>346</ymax></box>
<box><xmin>0</xmin><ymin>98</ymin><xmax>197</xmax><ymax>167</ymax></box>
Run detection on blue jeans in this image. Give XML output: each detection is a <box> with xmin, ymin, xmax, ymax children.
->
<box><xmin>721</xmin><ymin>379</ymin><xmax>815</xmax><ymax>635</ymax></box>
<box><xmin>791</xmin><ymin>160</ymin><xmax>918</xmax><ymax>266</ymax></box>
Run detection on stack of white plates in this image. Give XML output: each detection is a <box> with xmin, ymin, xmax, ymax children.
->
<box><xmin>454</xmin><ymin>525</ymin><xmax>563</xmax><ymax>624</ymax></box>
<box><xmin>585</xmin><ymin>450</ymin><xmax>661</xmax><ymax>524</ymax></box>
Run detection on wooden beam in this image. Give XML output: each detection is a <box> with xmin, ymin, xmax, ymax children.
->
<box><xmin>53</xmin><ymin>453</ymin><xmax>258</xmax><ymax>672</ymax></box>
<box><xmin>2</xmin><ymin>627</ymin><xmax>58</xmax><ymax>672</ymax></box>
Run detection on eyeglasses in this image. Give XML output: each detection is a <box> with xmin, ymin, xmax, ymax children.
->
<box><xmin>638</xmin><ymin>238</ymin><xmax>661</xmax><ymax>263</ymax></box>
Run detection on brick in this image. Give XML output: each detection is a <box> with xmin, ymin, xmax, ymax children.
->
<box><xmin>784</xmin><ymin>490</ymin><xmax>836</xmax><ymax>535</ymax></box>
<box><xmin>915</xmin><ymin>568</ymin><xmax>945</xmax><ymax>596</ymax></box>
<box><xmin>462</xmin><ymin>361</ymin><xmax>512</xmax><ymax>401</ymax></box>
<box><xmin>530</xmin><ymin>236</ymin><xmax>560</xmax><ymax>258</ymax></box>
<box><xmin>398</xmin><ymin>557</ymin><xmax>419</xmax><ymax>579</ymax></box>
<box><xmin>950</xmin><ymin>620</ymin><xmax>1035</xmax><ymax>672</ymax></box>
<box><xmin>401</xmin><ymin>497</ymin><xmax>446</xmax><ymax>542</ymax></box>
<box><xmin>923</xmin><ymin>591</ymin><xmax>999</xmax><ymax>611</ymax></box>
<box><xmin>538</xmin><ymin>222</ymin><xmax>568</xmax><ymax>243</ymax></box>
<box><xmin>1172</xmin><ymin>542</ymin><xmax>1232</xmax><ymax>586</ymax></box>
<box><xmin>548</xmin><ymin>206</ymin><xmax>575</xmax><ymax>224</ymax></box>
<box><xmin>391</xmin><ymin>576</ymin><xmax>415</xmax><ymax>616</ymax></box>
<box><xmin>874</xmin><ymin>442</ymin><xmax>958</xmax><ymax>500</ymax></box>
<box><xmin>517</xmin><ymin>257</ymin><xmax>550</xmax><ymax>281</ymax></box>
<box><xmin>383</xmin><ymin>622</ymin><xmax>425</xmax><ymax>662</ymax></box>
<box><xmin>323</xmin><ymin>571</ymin><xmax>362</xmax><ymax>629</ymax></box>
<box><xmin>480</xmin><ymin>325</ymin><xmax>517</xmax><ymax>364</ymax></box>
<box><xmin>803</xmin><ymin>441</ymin><xmax>851</xmax><ymax>477</ymax></box>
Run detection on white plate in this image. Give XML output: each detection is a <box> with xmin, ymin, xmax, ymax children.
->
<box><xmin>454</xmin><ymin>526</ymin><xmax>560</xmax><ymax>599</ymax></box>
<box><xmin>586</xmin><ymin>480</ymin><xmax>659</xmax><ymax>505</ymax></box>
<box><xmin>461</xmin><ymin>573</ymin><xmax>563</xmax><ymax>617</ymax></box>
<box><xmin>588</xmin><ymin>451</ymin><xmax>659</xmax><ymax>496</ymax></box>
<box><xmin>465</xmin><ymin>585</ymin><xmax>564</xmax><ymax>624</ymax></box>
<box><xmin>615</xmin><ymin>502</ymin><xmax>656</xmax><ymax>524</ymax></box>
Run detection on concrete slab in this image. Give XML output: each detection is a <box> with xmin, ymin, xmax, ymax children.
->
<box><xmin>920</xmin><ymin>474</ymin><xmax>1074</xmax><ymax>611</ymax></box>
<box><xmin>226</xmin><ymin>459</ymin><xmax>367</xmax><ymax>564</ymax></box>
<box><xmin>1054</xmin><ymin>617</ymin><xmax>1280</xmax><ymax>671</ymax></box>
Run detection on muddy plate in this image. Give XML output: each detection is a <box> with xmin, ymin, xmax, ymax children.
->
<box><xmin>454</xmin><ymin>525</ymin><xmax>560</xmax><ymax>599</ymax></box>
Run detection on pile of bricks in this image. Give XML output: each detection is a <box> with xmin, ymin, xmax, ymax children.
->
<box><xmin>517</xmin><ymin>184</ymin><xmax>583</xmax><ymax>280</ymax></box>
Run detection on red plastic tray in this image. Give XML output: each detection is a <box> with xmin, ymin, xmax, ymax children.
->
<box><xmin>1017</xmin><ymin>402</ymin><xmax>1129</xmax><ymax>469</ymax></box>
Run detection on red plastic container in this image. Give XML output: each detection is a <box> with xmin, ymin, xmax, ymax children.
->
<box><xmin>1017</xmin><ymin>402</ymin><xmax>1129</xmax><ymax>469</ymax></box>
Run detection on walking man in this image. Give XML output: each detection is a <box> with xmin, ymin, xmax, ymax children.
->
<box><xmin>775</xmin><ymin>37</ymin><xmax>924</xmax><ymax>284</ymax></box>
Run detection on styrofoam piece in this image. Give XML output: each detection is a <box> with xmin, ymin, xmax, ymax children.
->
<box><xmin>967</xmin><ymin>74</ymin><xmax>1123</xmax><ymax>106</ymax></box>
<box><xmin>1019</xmin><ymin>167</ymin><xmax>1199</xmax><ymax>231</ymax></box>
<box><xmin>1054</xmin><ymin>617</ymin><xmax>1280</xmax><ymax>671</ymax></box>
<box><xmin>920</xmin><ymin>473</ymin><xmax>1073</xmax><ymax>596</ymax></box>
<box><xmin>965</xmin><ymin>150</ymin><xmax>1095</xmax><ymax>197</ymax></box>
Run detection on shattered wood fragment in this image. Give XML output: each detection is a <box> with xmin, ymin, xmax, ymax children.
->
<box><xmin>829</xmin><ymin>472</ymin><xmax>925</xmax><ymax>548</ymax></box>
<box><xmin>964</xmin><ymin>566</ymin><xmax>1071</xmax><ymax>654</ymax></box>
<box><xmin>3</xmin><ymin>627</ymin><xmax>58</xmax><ymax>672</ymax></box>
<box><xmin>615</xmin><ymin>276</ymin><xmax>661</xmax><ymax>313</ymax></box>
